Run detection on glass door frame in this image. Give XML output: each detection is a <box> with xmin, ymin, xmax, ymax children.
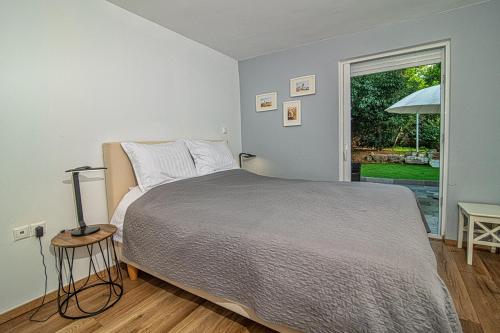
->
<box><xmin>338</xmin><ymin>40</ymin><xmax>451</xmax><ymax>239</ymax></box>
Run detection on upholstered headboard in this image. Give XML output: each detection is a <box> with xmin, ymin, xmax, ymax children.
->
<box><xmin>102</xmin><ymin>141</ymin><xmax>168</xmax><ymax>220</ymax></box>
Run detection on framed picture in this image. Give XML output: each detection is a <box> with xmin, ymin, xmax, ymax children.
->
<box><xmin>283</xmin><ymin>100</ymin><xmax>301</xmax><ymax>127</ymax></box>
<box><xmin>290</xmin><ymin>75</ymin><xmax>316</xmax><ymax>97</ymax></box>
<box><xmin>256</xmin><ymin>92</ymin><xmax>277</xmax><ymax>112</ymax></box>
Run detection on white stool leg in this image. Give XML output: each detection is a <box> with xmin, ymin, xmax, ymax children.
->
<box><xmin>458</xmin><ymin>209</ymin><xmax>464</xmax><ymax>249</ymax></box>
<box><xmin>467</xmin><ymin>217</ymin><xmax>475</xmax><ymax>265</ymax></box>
<box><xmin>491</xmin><ymin>225</ymin><xmax>497</xmax><ymax>253</ymax></box>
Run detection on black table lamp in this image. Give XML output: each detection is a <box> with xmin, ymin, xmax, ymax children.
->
<box><xmin>239</xmin><ymin>153</ymin><xmax>256</xmax><ymax>167</ymax></box>
<box><xmin>65</xmin><ymin>166</ymin><xmax>107</xmax><ymax>237</ymax></box>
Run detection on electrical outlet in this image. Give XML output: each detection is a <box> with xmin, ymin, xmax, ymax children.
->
<box><xmin>13</xmin><ymin>225</ymin><xmax>30</xmax><ymax>241</ymax></box>
<box><xmin>30</xmin><ymin>221</ymin><xmax>46</xmax><ymax>237</ymax></box>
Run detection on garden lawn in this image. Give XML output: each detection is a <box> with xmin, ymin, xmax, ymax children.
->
<box><xmin>361</xmin><ymin>163</ymin><xmax>439</xmax><ymax>181</ymax></box>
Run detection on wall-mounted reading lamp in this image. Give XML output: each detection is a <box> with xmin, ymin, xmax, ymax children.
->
<box><xmin>65</xmin><ymin>166</ymin><xmax>106</xmax><ymax>237</ymax></box>
<box><xmin>239</xmin><ymin>153</ymin><xmax>256</xmax><ymax>167</ymax></box>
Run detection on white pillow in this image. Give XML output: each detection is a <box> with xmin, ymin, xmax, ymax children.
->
<box><xmin>183</xmin><ymin>139</ymin><xmax>239</xmax><ymax>176</ymax></box>
<box><xmin>121</xmin><ymin>141</ymin><xmax>197</xmax><ymax>192</ymax></box>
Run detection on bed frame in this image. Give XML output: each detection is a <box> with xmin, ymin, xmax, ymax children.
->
<box><xmin>102</xmin><ymin>141</ymin><xmax>299</xmax><ymax>333</ymax></box>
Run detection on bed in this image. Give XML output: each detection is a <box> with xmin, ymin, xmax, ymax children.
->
<box><xmin>102</xmin><ymin>141</ymin><xmax>461</xmax><ymax>333</ymax></box>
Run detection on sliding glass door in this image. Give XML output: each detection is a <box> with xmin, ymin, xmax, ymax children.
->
<box><xmin>338</xmin><ymin>42</ymin><xmax>450</xmax><ymax>238</ymax></box>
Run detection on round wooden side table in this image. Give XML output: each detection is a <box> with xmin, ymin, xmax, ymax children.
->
<box><xmin>51</xmin><ymin>224</ymin><xmax>123</xmax><ymax>319</ymax></box>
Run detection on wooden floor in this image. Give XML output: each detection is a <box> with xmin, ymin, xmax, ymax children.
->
<box><xmin>2</xmin><ymin>240</ymin><xmax>500</xmax><ymax>333</ymax></box>
<box><xmin>430</xmin><ymin>241</ymin><xmax>500</xmax><ymax>333</ymax></box>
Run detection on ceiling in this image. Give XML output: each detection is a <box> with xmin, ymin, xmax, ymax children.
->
<box><xmin>107</xmin><ymin>0</ymin><xmax>485</xmax><ymax>60</ymax></box>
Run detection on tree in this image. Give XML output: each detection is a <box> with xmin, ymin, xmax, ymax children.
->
<box><xmin>403</xmin><ymin>64</ymin><xmax>441</xmax><ymax>90</ymax></box>
<box><xmin>351</xmin><ymin>70</ymin><xmax>410</xmax><ymax>149</ymax></box>
<box><xmin>351</xmin><ymin>64</ymin><xmax>441</xmax><ymax>150</ymax></box>
<box><xmin>403</xmin><ymin>64</ymin><xmax>441</xmax><ymax>149</ymax></box>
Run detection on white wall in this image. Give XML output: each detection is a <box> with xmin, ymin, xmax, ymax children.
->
<box><xmin>0</xmin><ymin>0</ymin><xmax>241</xmax><ymax>313</ymax></box>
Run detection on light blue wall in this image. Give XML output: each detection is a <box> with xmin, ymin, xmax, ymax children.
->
<box><xmin>239</xmin><ymin>1</ymin><xmax>500</xmax><ymax>240</ymax></box>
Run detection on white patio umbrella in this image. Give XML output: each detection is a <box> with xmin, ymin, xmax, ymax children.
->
<box><xmin>386</xmin><ymin>84</ymin><xmax>440</xmax><ymax>152</ymax></box>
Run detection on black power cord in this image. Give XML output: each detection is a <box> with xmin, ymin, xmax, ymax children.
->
<box><xmin>29</xmin><ymin>227</ymin><xmax>58</xmax><ymax>322</ymax></box>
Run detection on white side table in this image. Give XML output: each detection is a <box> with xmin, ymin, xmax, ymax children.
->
<box><xmin>458</xmin><ymin>202</ymin><xmax>500</xmax><ymax>265</ymax></box>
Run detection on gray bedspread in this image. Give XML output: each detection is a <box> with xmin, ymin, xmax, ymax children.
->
<box><xmin>123</xmin><ymin>169</ymin><xmax>461</xmax><ymax>333</ymax></box>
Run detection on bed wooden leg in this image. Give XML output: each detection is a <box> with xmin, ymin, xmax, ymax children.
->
<box><xmin>127</xmin><ymin>264</ymin><xmax>139</xmax><ymax>281</ymax></box>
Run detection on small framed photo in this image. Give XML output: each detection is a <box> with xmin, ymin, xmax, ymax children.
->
<box><xmin>290</xmin><ymin>75</ymin><xmax>316</xmax><ymax>97</ymax></box>
<box><xmin>283</xmin><ymin>100</ymin><xmax>301</xmax><ymax>127</ymax></box>
<box><xmin>256</xmin><ymin>92</ymin><xmax>277</xmax><ymax>112</ymax></box>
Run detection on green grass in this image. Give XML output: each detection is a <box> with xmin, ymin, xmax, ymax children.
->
<box><xmin>360</xmin><ymin>163</ymin><xmax>439</xmax><ymax>181</ymax></box>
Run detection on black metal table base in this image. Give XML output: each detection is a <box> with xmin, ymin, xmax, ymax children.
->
<box><xmin>55</xmin><ymin>237</ymin><xmax>123</xmax><ymax>319</ymax></box>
